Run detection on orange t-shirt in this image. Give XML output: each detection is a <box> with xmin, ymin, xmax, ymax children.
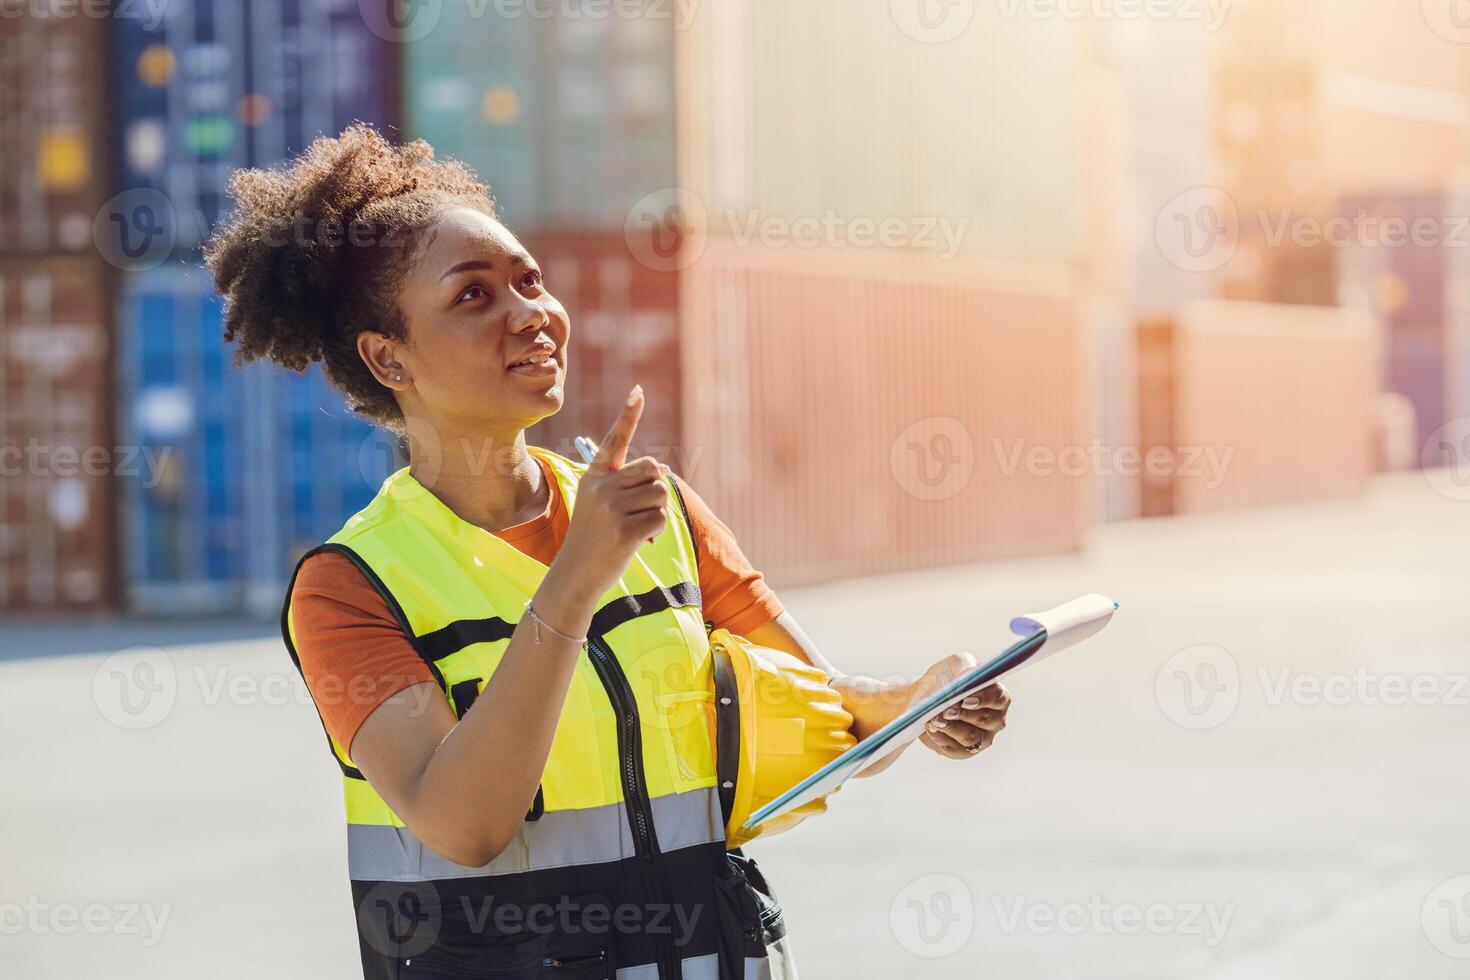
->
<box><xmin>289</xmin><ymin>456</ymin><xmax>783</xmax><ymax>754</ymax></box>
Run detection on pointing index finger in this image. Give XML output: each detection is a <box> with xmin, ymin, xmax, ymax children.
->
<box><xmin>591</xmin><ymin>385</ymin><xmax>643</xmax><ymax>472</ymax></box>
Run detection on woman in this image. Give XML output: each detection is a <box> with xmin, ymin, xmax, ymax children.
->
<box><xmin>206</xmin><ymin>124</ymin><xmax>1011</xmax><ymax>980</ymax></box>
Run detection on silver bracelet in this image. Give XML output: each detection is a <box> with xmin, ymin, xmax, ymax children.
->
<box><xmin>523</xmin><ymin>600</ymin><xmax>588</xmax><ymax>646</ymax></box>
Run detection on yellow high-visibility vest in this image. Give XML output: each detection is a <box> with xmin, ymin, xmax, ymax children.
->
<box><xmin>283</xmin><ymin>447</ymin><xmax>792</xmax><ymax>980</ymax></box>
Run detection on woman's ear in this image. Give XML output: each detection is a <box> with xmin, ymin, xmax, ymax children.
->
<box><xmin>358</xmin><ymin>331</ymin><xmax>409</xmax><ymax>389</ymax></box>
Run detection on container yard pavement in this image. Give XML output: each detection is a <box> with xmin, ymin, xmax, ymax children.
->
<box><xmin>3</xmin><ymin>470</ymin><xmax>1467</xmax><ymax>979</ymax></box>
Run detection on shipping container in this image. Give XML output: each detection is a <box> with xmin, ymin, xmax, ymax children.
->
<box><xmin>1216</xmin><ymin>1</ymin><xmax>1470</xmax><ymax>216</ymax></box>
<box><xmin>0</xmin><ymin>256</ymin><xmax>116</xmax><ymax>612</ymax></box>
<box><xmin>521</xmin><ymin>233</ymin><xmax>682</xmax><ymax>461</ymax></box>
<box><xmin>113</xmin><ymin>0</ymin><xmax>394</xmax><ymax>252</ymax></box>
<box><xmin>1088</xmin><ymin>299</ymin><xmax>1140</xmax><ymax>522</ymax></box>
<box><xmin>679</xmin><ymin>1</ymin><xmax>1083</xmax><ymax>262</ymax></box>
<box><xmin>117</xmin><ymin>265</ymin><xmax>389</xmax><ymax>615</ymax></box>
<box><xmin>0</xmin><ymin>12</ymin><xmax>106</xmax><ymax>254</ymax></box>
<box><xmin>680</xmin><ymin>240</ymin><xmax>1087</xmax><ymax>586</ymax></box>
<box><xmin>404</xmin><ymin>5</ymin><xmax>677</xmax><ymax>234</ymax></box>
<box><xmin>1336</xmin><ymin>190</ymin><xmax>1470</xmax><ymax>447</ymax></box>
<box><xmin>1137</xmin><ymin>301</ymin><xmax>1378</xmax><ymax>517</ymax></box>
<box><xmin>1221</xmin><ymin>228</ymin><xmax>1338</xmax><ymax>307</ymax></box>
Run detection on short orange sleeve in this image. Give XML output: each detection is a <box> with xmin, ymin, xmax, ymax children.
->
<box><xmin>670</xmin><ymin>473</ymin><xmax>785</xmax><ymax>635</ymax></box>
<box><xmin>289</xmin><ymin>551</ymin><xmax>437</xmax><ymax>755</ymax></box>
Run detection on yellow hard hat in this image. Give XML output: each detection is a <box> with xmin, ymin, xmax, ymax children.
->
<box><xmin>706</xmin><ymin>628</ymin><xmax>858</xmax><ymax>848</ymax></box>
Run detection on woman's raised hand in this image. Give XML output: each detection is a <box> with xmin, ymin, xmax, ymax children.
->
<box><xmin>559</xmin><ymin>385</ymin><xmax>669</xmax><ymax>598</ymax></box>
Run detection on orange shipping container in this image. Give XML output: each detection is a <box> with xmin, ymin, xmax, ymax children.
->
<box><xmin>679</xmin><ymin>241</ymin><xmax>1088</xmax><ymax>587</ymax></box>
<box><xmin>1137</xmin><ymin>301</ymin><xmax>1378</xmax><ymax>517</ymax></box>
<box><xmin>0</xmin><ymin>256</ymin><xmax>116</xmax><ymax>612</ymax></box>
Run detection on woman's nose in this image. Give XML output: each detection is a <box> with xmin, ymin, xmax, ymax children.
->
<box><xmin>507</xmin><ymin>301</ymin><xmax>550</xmax><ymax>335</ymax></box>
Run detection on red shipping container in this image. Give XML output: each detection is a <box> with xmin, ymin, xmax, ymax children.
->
<box><xmin>679</xmin><ymin>241</ymin><xmax>1088</xmax><ymax>587</ymax></box>
<box><xmin>0</xmin><ymin>256</ymin><xmax>116</xmax><ymax>612</ymax></box>
<box><xmin>0</xmin><ymin>12</ymin><xmax>106</xmax><ymax>254</ymax></box>
<box><xmin>520</xmin><ymin>234</ymin><xmax>682</xmax><ymax>464</ymax></box>
<box><xmin>1137</xmin><ymin>301</ymin><xmax>1377</xmax><ymax>517</ymax></box>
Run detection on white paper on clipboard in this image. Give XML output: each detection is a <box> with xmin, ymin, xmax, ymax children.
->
<box><xmin>741</xmin><ymin>593</ymin><xmax>1118</xmax><ymax>833</ymax></box>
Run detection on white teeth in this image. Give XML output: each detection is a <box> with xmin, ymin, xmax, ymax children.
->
<box><xmin>513</xmin><ymin>351</ymin><xmax>552</xmax><ymax>368</ymax></box>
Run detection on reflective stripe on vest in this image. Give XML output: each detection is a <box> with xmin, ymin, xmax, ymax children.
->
<box><xmin>283</xmin><ymin>448</ymin><xmax>787</xmax><ymax>980</ymax></box>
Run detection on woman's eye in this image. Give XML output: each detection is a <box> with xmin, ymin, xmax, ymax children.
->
<box><xmin>457</xmin><ymin>284</ymin><xmax>489</xmax><ymax>304</ymax></box>
<box><xmin>520</xmin><ymin>270</ymin><xmax>544</xmax><ymax>291</ymax></box>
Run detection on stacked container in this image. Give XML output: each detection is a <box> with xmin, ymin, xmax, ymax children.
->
<box><xmin>1337</xmin><ymin>190</ymin><xmax>1470</xmax><ymax>451</ymax></box>
<box><xmin>1137</xmin><ymin>301</ymin><xmax>1377</xmax><ymax>516</ymax></box>
<box><xmin>1214</xmin><ymin>0</ymin><xmax>1470</xmax><ymax>306</ymax></box>
<box><xmin>679</xmin><ymin>0</ymin><xmax>1082</xmax><ymax>263</ymax></box>
<box><xmin>0</xmin><ymin>14</ymin><xmax>115</xmax><ymax>612</ymax></box>
<box><xmin>405</xmin><ymin>6</ymin><xmax>677</xmax><ymax>234</ymax></box>
<box><xmin>680</xmin><ymin>242</ymin><xmax>1088</xmax><ymax>585</ymax></box>
<box><xmin>112</xmin><ymin>0</ymin><xmax>395</xmax><ymax>615</ymax></box>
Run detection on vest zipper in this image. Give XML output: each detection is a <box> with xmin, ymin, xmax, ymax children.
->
<box><xmin>585</xmin><ymin>635</ymin><xmax>681</xmax><ymax>980</ymax></box>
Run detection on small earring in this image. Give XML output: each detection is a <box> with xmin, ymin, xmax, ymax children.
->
<box><xmin>394</xmin><ymin>375</ymin><xmax>402</xmax><ymax>382</ymax></box>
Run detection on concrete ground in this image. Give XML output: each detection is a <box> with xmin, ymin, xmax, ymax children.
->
<box><xmin>3</xmin><ymin>470</ymin><xmax>1467</xmax><ymax>978</ymax></box>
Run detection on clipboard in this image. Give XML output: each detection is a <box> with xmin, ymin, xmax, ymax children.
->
<box><xmin>742</xmin><ymin>593</ymin><xmax>1119</xmax><ymax>833</ymax></box>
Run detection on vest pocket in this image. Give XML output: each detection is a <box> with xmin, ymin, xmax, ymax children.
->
<box><xmin>400</xmin><ymin>947</ymin><xmax>610</xmax><ymax>979</ymax></box>
<box><xmin>401</xmin><ymin>892</ymin><xmax>616</xmax><ymax>979</ymax></box>
<box><xmin>714</xmin><ymin>849</ymin><xmax>787</xmax><ymax>973</ymax></box>
<box><xmin>655</xmin><ymin>688</ymin><xmax>717</xmax><ymax>791</ymax></box>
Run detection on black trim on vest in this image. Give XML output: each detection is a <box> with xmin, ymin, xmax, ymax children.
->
<box><xmin>709</xmin><ymin>640</ymin><xmax>741</xmax><ymax>834</ymax></box>
<box><xmin>449</xmin><ymin>679</ymin><xmax>481</xmax><ymax>720</ymax></box>
<box><xmin>281</xmin><ymin>545</ymin><xmax>367</xmax><ymax>781</ymax></box>
<box><xmin>420</xmin><ymin>616</ymin><xmax>516</xmax><ymax>662</ymax></box>
<box><xmin>417</xmin><ymin>582</ymin><xmax>702</xmax><ymax>663</ymax></box>
<box><xmin>282</xmin><ymin>543</ymin><xmax>449</xmax><ymax>783</ymax></box>
<box><xmin>588</xmin><ymin>581</ymin><xmax>702</xmax><ymax>639</ymax></box>
<box><xmin>667</xmin><ymin>474</ymin><xmax>699</xmax><ymax>567</ymax></box>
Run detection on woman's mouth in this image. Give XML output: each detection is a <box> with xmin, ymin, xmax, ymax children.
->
<box><xmin>508</xmin><ymin>350</ymin><xmax>559</xmax><ymax>376</ymax></box>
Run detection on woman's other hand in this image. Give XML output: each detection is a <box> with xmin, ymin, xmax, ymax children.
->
<box><xmin>913</xmin><ymin>657</ymin><xmax>1012</xmax><ymax>761</ymax></box>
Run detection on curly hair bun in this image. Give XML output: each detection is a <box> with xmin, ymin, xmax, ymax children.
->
<box><xmin>204</xmin><ymin>122</ymin><xmax>496</xmax><ymax>429</ymax></box>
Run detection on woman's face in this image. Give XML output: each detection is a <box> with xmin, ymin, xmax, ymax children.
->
<box><xmin>380</xmin><ymin>207</ymin><xmax>570</xmax><ymax>437</ymax></box>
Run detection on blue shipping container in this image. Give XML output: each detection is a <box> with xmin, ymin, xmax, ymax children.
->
<box><xmin>113</xmin><ymin>0</ymin><xmax>393</xmax><ymax>251</ymax></box>
<box><xmin>118</xmin><ymin>264</ymin><xmax>392</xmax><ymax>615</ymax></box>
